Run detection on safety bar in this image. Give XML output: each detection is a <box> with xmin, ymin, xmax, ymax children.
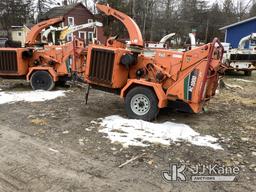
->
<box><xmin>199</xmin><ymin>38</ymin><xmax>224</xmax><ymax>100</ymax></box>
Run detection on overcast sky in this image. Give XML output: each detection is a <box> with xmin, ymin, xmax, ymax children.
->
<box><xmin>207</xmin><ymin>0</ymin><xmax>252</xmax><ymax>6</ymax></box>
<box><xmin>48</xmin><ymin>0</ymin><xmax>254</xmax><ymax>10</ymax></box>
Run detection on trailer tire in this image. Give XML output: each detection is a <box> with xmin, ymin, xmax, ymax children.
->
<box><xmin>125</xmin><ymin>86</ymin><xmax>159</xmax><ymax>121</ymax></box>
<box><xmin>30</xmin><ymin>71</ymin><xmax>55</xmax><ymax>91</ymax></box>
<box><xmin>244</xmin><ymin>71</ymin><xmax>252</xmax><ymax>76</ymax></box>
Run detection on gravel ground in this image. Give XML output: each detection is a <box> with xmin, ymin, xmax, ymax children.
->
<box><xmin>0</xmin><ymin>72</ymin><xmax>255</xmax><ymax>192</ymax></box>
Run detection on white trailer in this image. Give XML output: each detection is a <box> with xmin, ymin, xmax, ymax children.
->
<box><xmin>223</xmin><ymin>33</ymin><xmax>256</xmax><ymax>76</ymax></box>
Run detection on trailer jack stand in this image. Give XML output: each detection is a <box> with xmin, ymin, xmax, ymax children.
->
<box><xmin>85</xmin><ymin>85</ymin><xmax>91</xmax><ymax>104</ymax></box>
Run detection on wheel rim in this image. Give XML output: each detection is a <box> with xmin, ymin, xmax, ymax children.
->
<box><xmin>33</xmin><ymin>76</ymin><xmax>49</xmax><ymax>89</ymax></box>
<box><xmin>36</xmin><ymin>79</ymin><xmax>46</xmax><ymax>87</ymax></box>
<box><xmin>130</xmin><ymin>94</ymin><xmax>151</xmax><ymax>116</ymax></box>
<box><xmin>31</xmin><ymin>71</ymin><xmax>53</xmax><ymax>90</ymax></box>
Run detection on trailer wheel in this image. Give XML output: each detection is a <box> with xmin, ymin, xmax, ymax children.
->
<box><xmin>125</xmin><ymin>86</ymin><xmax>159</xmax><ymax>121</ymax></box>
<box><xmin>244</xmin><ymin>71</ymin><xmax>252</xmax><ymax>76</ymax></box>
<box><xmin>30</xmin><ymin>71</ymin><xmax>55</xmax><ymax>91</ymax></box>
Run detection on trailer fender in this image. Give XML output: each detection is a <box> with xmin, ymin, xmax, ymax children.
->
<box><xmin>120</xmin><ymin>79</ymin><xmax>168</xmax><ymax>108</ymax></box>
<box><xmin>26</xmin><ymin>67</ymin><xmax>58</xmax><ymax>82</ymax></box>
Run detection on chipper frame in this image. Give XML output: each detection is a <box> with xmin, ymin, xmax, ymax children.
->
<box><xmin>84</xmin><ymin>4</ymin><xmax>224</xmax><ymax>121</ymax></box>
<box><xmin>0</xmin><ymin>17</ymin><xmax>86</xmax><ymax>90</ymax></box>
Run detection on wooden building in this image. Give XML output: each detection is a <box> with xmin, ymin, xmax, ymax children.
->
<box><xmin>40</xmin><ymin>3</ymin><xmax>106</xmax><ymax>44</ymax></box>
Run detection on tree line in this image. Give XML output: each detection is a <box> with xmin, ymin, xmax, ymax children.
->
<box><xmin>0</xmin><ymin>0</ymin><xmax>256</xmax><ymax>43</ymax></box>
<box><xmin>98</xmin><ymin>0</ymin><xmax>256</xmax><ymax>43</ymax></box>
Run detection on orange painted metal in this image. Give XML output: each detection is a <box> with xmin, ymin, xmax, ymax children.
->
<box><xmin>0</xmin><ymin>17</ymin><xmax>85</xmax><ymax>84</ymax></box>
<box><xmin>26</xmin><ymin>17</ymin><xmax>64</xmax><ymax>46</ymax></box>
<box><xmin>120</xmin><ymin>79</ymin><xmax>168</xmax><ymax>108</ymax></box>
<box><xmin>127</xmin><ymin>40</ymin><xmax>223</xmax><ymax>112</ymax></box>
<box><xmin>0</xmin><ymin>48</ymin><xmax>30</xmax><ymax>76</ymax></box>
<box><xmin>84</xmin><ymin>4</ymin><xmax>224</xmax><ymax>113</ymax></box>
<box><xmin>0</xmin><ymin>3</ymin><xmax>224</xmax><ymax>115</ymax></box>
<box><xmin>96</xmin><ymin>4</ymin><xmax>143</xmax><ymax>47</ymax></box>
<box><xmin>27</xmin><ymin>38</ymin><xmax>86</xmax><ymax>81</ymax></box>
<box><xmin>26</xmin><ymin>66</ymin><xmax>58</xmax><ymax>81</ymax></box>
<box><xmin>85</xmin><ymin>45</ymin><xmax>131</xmax><ymax>88</ymax></box>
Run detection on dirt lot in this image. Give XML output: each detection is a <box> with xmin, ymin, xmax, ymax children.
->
<box><xmin>0</xmin><ymin>72</ymin><xmax>255</xmax><ymax>192</ymax></box>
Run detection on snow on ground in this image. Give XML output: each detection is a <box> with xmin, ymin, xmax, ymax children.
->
<box><xmin>234</xmin><ymin>78</ymin><xmax>254</xmax><ymax>83</ymax></box>
<box><xmin>0</xmin><ymin>90</ymin><xmax>66</xmax><ymax>105</ymax></box>
<box><xmin>97</xmin><ymin>115</ymin><xmax>223</xmax><ymax>150</ymax></box>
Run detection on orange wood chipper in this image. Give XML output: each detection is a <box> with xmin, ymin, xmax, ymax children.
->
<box><xmin>0</xmin><ymin>17</ymin><xmax>86</xmax><ymax>90</ymax></box>
<box><xmin>84</xmin><ymin>4</ymin><xmax>224</xmax><ymax>121</ymax></box>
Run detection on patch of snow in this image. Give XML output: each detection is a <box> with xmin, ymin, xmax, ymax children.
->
<box><xmin>224</xmin><ymin>83</ymin><xmax>243</xmax><ymax>90</ymax></box>
<box><xmin>234</xmin><ymin>78</ymin><xmax>254</xmax><ymax>83</ymax></box>
<box><xmin>62</xmin><ymin>130</ymin><xmax>69</xmax><ymax>134</ymax></box>
<box><xmin>0</xmin><ymin>90</ymin><xmax>66</xmax><ymax>105</ymax></box>
<box><xmin>79</xmin><ymin>139</ymin><xmax>85</xmax><ymax>146</ymax></box>
<box><xmin>91</xmin><ymin>120</ymin><xmax>98</xmax><ymax>125</ymax></box>
<box><xmin>48</xmin><ymin>148</ymin><xmax>59</xmax><ymax>153</ymax></box>
<box><xmin>97</xmin><ymin>115</ymin><xmax>223</xmax><ymax>150</ymax></box>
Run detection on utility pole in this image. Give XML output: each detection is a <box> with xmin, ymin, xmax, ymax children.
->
<box><xmin>150</xmin><ymin>2</ymin><xmax>156</xmax><ymax>41</ymax></box>
<box><xmin>84</xmin><ymin>0</ymin><xmax>88</xmax><ymax>7</ymax></box>
<box><xmin>236</xmin><ymin>0</ymin><xmax>241</xmax><ymax>21</ymax></box>
<box><xmin>36</xmin><ymin>0</ymin><xmax>42</xmax><ymax>23</ymax></box>
<box><xmin>204</xmin><ymin>19</ymin><xmax>209</xmax><ymax>43</ymax></box>
<box><xmin>94</xmin><ymin>0</ymin><xmax>97</xmax><ymax>14</ymax></box>
<box><xmin>237</xmin><ymin>0</ymin><xmax>253</xmax><ymax>20</ymax></box>
<box><xmin>142</xmin><ymin>0</ymin><xmax>149</xmax><ymax>37</ymax></box>
<box><xmin>132</xmin><ymin>0</ymin><xmax>136</xmax><ymax>19</ymax></box>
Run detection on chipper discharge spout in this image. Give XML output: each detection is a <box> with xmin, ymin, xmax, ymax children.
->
<box><xmin>96</xmin><ymin>3</ymin><xmax>143</xmax><ymax>48</ymax></box>
<box><xmin>84</xmin><ymin>3</ymin><xmax>224</xmax><ymax>121</ymax></box>
<box><xmin>26</xmin><ymin>17</ymin><xmax>64</xmax><ymax>46</ymax></box>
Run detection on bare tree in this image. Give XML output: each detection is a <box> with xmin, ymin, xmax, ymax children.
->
<box><xmin>88</xmin><ymin>0</ymin><xmax>256</xmax><ymax>43</ymax></box>
<box><xmin>250</xmin><ymin>1</ymin><xmax>256</xmax><ymax>16</ymax></box>
<box><xmin>0</xmin><ymin>0</ymin><xmax>32</xmax><ymax>32</ymax></box>
<box><xmin>34</xmin><ymin>0</ymin><xmax>61</xmax><ymax>23</ymax></box>
<box><xmin>67</xmin><ymin>0</ymin><xmax>80</xmax><ymax>4</ymax></box>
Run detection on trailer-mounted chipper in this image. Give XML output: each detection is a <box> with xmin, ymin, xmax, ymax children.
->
<box><xmin>223</xmin><ymin>33</ymin><xmax>256</xmax><ymax>76</ymax></box>
<box><xmin>0</xmin><ymin>17</ymin><xmax>86</xmax><ymax>90</ymax></box>
<box><xmin>84</xmin><ymin>4</ymin><xmax>224</xmax><ymax>121</ymax></box>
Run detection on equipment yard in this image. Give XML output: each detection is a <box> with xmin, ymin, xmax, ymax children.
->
<box><xmin>0</xmin><ymin>72</ymin><xmax>255</xmax><ymax>192</ymax></box>
<box><xmin>1</xmin><ymin>0</ymin><xmax>256</xmax><ymax>191</ymax></box>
